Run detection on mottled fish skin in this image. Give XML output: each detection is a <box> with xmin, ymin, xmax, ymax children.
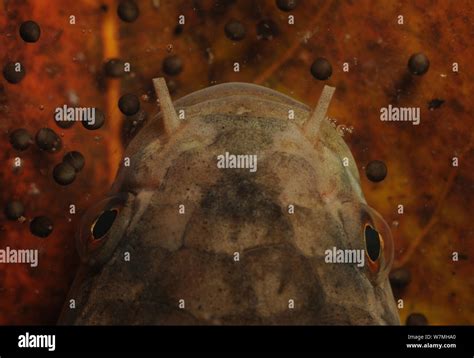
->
<box><xmin>58</xmin><ymin>82</ymin><xmax>400</xmax><ymax>325</ymax></box>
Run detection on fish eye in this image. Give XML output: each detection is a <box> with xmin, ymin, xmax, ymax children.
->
<box><xmin>364</xmin><ymin>223</ymin><xmax>382</xmax><ymax>262</ymax></box>
<box><xmin>91</xmin><ymin>209</ymin><xmax>119</xmax><ymax>240</ymax></box>
<box><xmin>77</xmin><ymin>193</ymin><xmax>132</xmax><ymax>265</ymax></box>
<box><xmin>358</xmin><ymin>204</ymin><xmax>394</xmax><ymax>280</ymax></box>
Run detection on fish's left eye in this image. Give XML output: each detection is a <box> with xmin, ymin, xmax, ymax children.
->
<box><xmin>364</xmin><ymin>224</ymin><xmax>382</xmax><ymax>262</ymax></box>
<box><xmin>359</xmin><ymin>204</ymin><xmax>394</xmax><ymax>279</ymax></box>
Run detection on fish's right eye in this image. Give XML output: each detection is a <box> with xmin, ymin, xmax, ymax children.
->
<box><xmin>77</xmin><ymin>193</ymin><xmax>132</xmax><ymax>265</ymax></box>
<box><xmin>359</xmin><ymin>204</ymin><xmax>394</xmax><ymax>282</ymax></box>
<box><xmin>91</xmin><ymin>209</ymin><xmax>119</xmax><ymax>240</ymax></box>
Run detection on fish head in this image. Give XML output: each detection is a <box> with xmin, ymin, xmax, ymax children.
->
<box><xmin>58</xmin><ymin>81</ymin><xmax>400</xmax><ymax>325</ymax></box>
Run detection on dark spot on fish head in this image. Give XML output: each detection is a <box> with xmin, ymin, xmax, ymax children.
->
<box><xmin>201</xmin><ymin>174</ymin><xmax>282</xmax><ymax>223</ymax></box>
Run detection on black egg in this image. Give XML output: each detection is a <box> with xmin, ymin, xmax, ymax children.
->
<box><xmin>310</xmin><ymin>58</ymin><xmax>332</xmax><ymax>81</ymax></box>
<box><xmin>166</xmin><ymin>78</ymin><xmax>178</xmax><ymax>95</ymax></box>
<box><xmin>4</xmin><ymin>200</ymin><xmax>25</xmax><ymax>220</ymax></box>
<box><xmin>35</xmin><ymin>128</ymin><xmax>62</xmax><ymax>153</ymax></box>
<box><xmin>19</xmin><ymin>20</ymin><xmax>41</xmax><ymax>43</ymax></box>
<box><xmin>63</xmin><ymin>151</ymin><xmax>85</xmax><ymax>172</ymax></box>
<box><xmin>276</xmin><ymin>0</ymin><xmax>298</xmax><ymax>12</ymax></box>
<box><xmin>408</xmin><ymin>53</ymin><xmax>430</xmax><ymax>76</ymax></box>
<box><xmin>9</xmin><ymin>128</ymin><xmax>32</xmax><ymax>151</ymax></box>
<box><xmin>3</xmin><ymin>61</ymin><xmax>26</xmax><ymax>84</ymax></box>
<box><xmin>224</xmin><ymin>20</ymin><xmax>246</xmax><ymax>41</ymax></box>
<box><xmin>118</xmin><ymin>94</ymin><xmax>140</xmax><ymax>116</ymax></box>
<box><xmin>54</xmin><ymin>110</ymin><xmax>75</xmax><ymax>129</ymax></box>
<box><xmin>82</xmin><ymin>108</ymin><xmax>105</xmax><ymax>130</ymax></box>
<box><xmin>30</xmin><ymin>216</ymin><xmax>53</xmax><ymax>238</ymax></box>
<box><xmin>366</xmin><ymin>160</ymin><xmax>387</xmax><ymax>182</ymax></box>
<box><xmin>117</xmin><ymin>0</ymin><xmax>139</xmax><ymax>23</ymax></box>
<box><xmin>389</xmin><ymin>267</ymin><xmax>412</xmax><ymax>290</ymax></box>
<box><xmin>162</xmin><ymin>55</ymin><xmax>183</xmax><ymax>76</ymax></box>
<box><xmin>104</xmin><ymin>58</ymin><xmax>126</xmax><ymax>78</ymax></box>
<box><xmin>53</xmin><ymin>162</ymin><xmax>76</xmax><ymax>185</ymax></box>
<box><xmin>406</xmin><ymin>313</ymin><xmax>428</xmax><ymax>326</ymax></box>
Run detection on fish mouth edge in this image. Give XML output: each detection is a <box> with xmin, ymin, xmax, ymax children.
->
<box><xmin>173</xmin><ymin>82</ymin><xmax>310</xmax><ymax>112</ymax></box>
